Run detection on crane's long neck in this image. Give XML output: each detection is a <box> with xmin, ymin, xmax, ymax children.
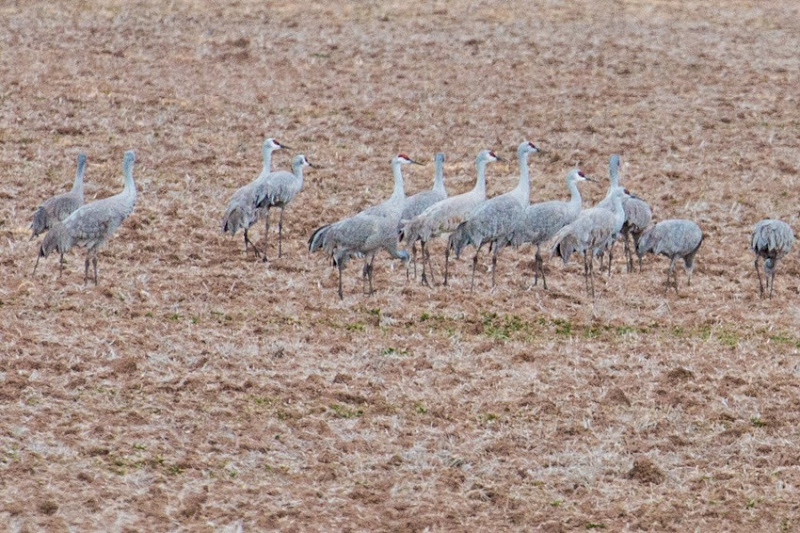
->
<box><xmin>262</xmin><ymin>145</ymin><xmax>275</xmax><ymax>173</ymax></box>
<box><xmin>474</xmin><ymin>159</ymin><xmax>488</xmax><ymax>197</ymax></box>
<box><xmin>292</xmin><ymin>160</ymin><xmax>305</xmax><ymax>186</ymax></box>
<box><xmin>567</xmin><ymin>179</ymin><xmax>582</xmax><ymax>210</ymax></box>
<box><xmin>514</xmin><ymin>151</ymin><xmax>531</xmax><ymax>205</ymax></box>
<box><xmin>389</xmin><ymin>160</ymin><xmax>405</xmax><ymax>203</ymax></box>
<box><xmin>432</xmin><ymin>159</ymin><xmax>445</xmax><ymax>195</ymax></box>
<box><xmin>612</xmin><ymin>193</ymin><xmax>625</xmax><ymax>227</ymax></box>
<box><xmin>72</xmin><ymin>156</ymin><xmax>86</xmax><ymax>196</ymax></box>
<box><xmin>122</xmin><ymin>157</ymin><xmax>136</xmax><ymax>197</ymax></box>
<box><xmin>607</xmin><ymin>162</ymin><xmax>620</xmax><ymax>197</ymax></box>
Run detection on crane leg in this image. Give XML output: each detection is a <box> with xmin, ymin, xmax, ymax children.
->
<box><xmin>607</xmin><ymin>241</ymin><xmax>614</xmax><ymax>277</ymax></box>
<box><xmin>754</xmin><ymin>258</ymin><xmax>764</xmax><ymax>298</ymax></box>
<box><xmin>277</xmin><ymin>207</ymin><xmax>285</xmax><ymax>258</ymax></box>
<box><xmin>92</xmin><ymin>252</ymin><xmax>98</xmax><ymax>286</ymax></box>
<box><xmin>624</xmin><ymin>233</ymin><xmax>633</xmax><ymax>273</ymax></box>
<box><xmin>407</xmin><ymin>242</ymin><xmax>417</xmax><ymax>282</ymax></box>
<box><xmin>59</xmin><ymin>252</ymin><xmax>65</xmax><ymax>278</ymax></box>
<box><xmin>426</xmin><ymin>244</ymin><xmax>437</xmax><ymax>285</ymax></box>
<box><xmin>420</xmin><ymin>241</ymin><xmax>430</xmax><ymax>287</ymax></box>
<box><xmin>470</xmin><ymin>247</ymin><xmax>481</xmax><ymax>292</ymax></box>
<box><xmin>535</xmin><ymin>248</ymin><xmax>548</xmax><ymax>290</ymax></box>
<box><xmin>583</xmin><ymin>251</ymin><xmax>590</xmax><ymax>294</ymax></box>
<box><xmin>632</xmin><ymin>233</ymin><xmax>643</xmax><ymax>272</ymax></box>
<box><xmin>588</xmin><ymin>252</ymin><xmax>595</xmax><ymax>298</ymax></box>
<box><xmin>491</xmin><ymin>242</ymin><xmax>499</xmax><ymax>288</ymax></box>
<box><xmin>338</xmin><ymin>263</ymin><xmax>344</xmax><ymax>300</ymax></box>
<box><xmin>84</xmin><ymin>253</ymin><xmax>91</xmax><ymax>284</ymax></box>
<box><xmin>769</xmin><ymin>269</ymin><xmax>775</xmax><ymax>299</ymax></box>
<box><xmin>367</xmin><ymin>256</ymin><xmax>375</xmax><ymax>296</ymax></box>
<box><xmin>244</xmin><ymin>229</ymin><xmax>261</xmax><ymax>258</ymax></box>
<box><xmin>668</xmin><ymin>258</ymin><xmax>678</xmax><ymax>295</ymax></box>
<box><xmin>33</xmin><ymin>254</ymin><xmax>41</xmax><ymax>276</ymax></box>
<box><xmin>262</xmin><ymin>208</ymin><xmax>270</xmax><ymax>262</ymax></box>
<box><xmin>444</xmin><ymin>245</ymin><xmax>450</xmax><ymax>286</ymax></box>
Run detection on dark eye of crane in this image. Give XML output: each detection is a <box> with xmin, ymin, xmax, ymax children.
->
<box><xmin>578</xmin><ymin>170</ymin><xmax>585</xmax><ymax>177</ymax></box>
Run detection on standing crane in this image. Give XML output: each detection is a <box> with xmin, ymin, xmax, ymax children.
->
<box><xmin>256</xmin><ymin>154</ymin><xmax>315</xmax><ymax>260</ymax></box>
<box><xmin>221</xmin><ymin>138</ymin><xmax>289</xmax><ymax>257</ymax></box>
<box><xmin>401</xmin><ymin>150</ymin><xmax>501</xmax><ymax>286</ymax></box>
<box><xmin>596</xmin><ymin>154</ymin><xmax>652</xmax><ymax>273</ymax></box>
<box><xmin>309</xmin><ymin>154</ymin><xmax>420</xmax><ymax>299</ymax></box>
<box><xmin>750</xmin><ymin>219</ymin><xmax>794</xmax><ymax>298</ymax></box>
<box><xmin>31</xmin><ymin>153</ymin><xmax>86</xmax><ymax>239</ymax></box>
<box><xmin>637</xmin><ymin>219</ymin><xmax>703</xmax><ymax>295</ymax></box>
<box><xmin>449</xmin><ymin>141</ymin><xmax>540</xmax><ymax>290</ymax></box>
<box><xmin>34</xmin><ymin>150</ymin><xmax>137</xmax><ymax>285</ymax></box>
<box><xmin>502</xmin><ymin>168</ymin><xmax>592</xmax><ymax>289</ymax></box>
<box><xmin>399</xmin><ymin>152</ymin><xmax>447</xmax><ymax>281</ymax></box>
<box><xmin>551</xmin><ymin>186</ymin><xmax>627</xmax><ymax>297</ymax></box>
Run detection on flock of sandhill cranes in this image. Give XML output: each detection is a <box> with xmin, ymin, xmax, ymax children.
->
<box><xmin>28</xmin><ymin>139</ymin><xmax>795</xmax><ymax>300</ymax></box>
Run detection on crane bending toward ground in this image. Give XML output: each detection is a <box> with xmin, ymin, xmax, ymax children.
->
<box><xmin>551</xmin><ymin>186</ymin><xmax>627</xmax><ymax>297</ymax></box>
<box><xmin>402</xmin><ymin>150</ymin><xmax>501</xmax><ymax>286</ymax></box>
<box><xmin>501</xmin><ymin>168</ymin><xmax>592</xmax><ymax>289</ymax></box>
<box><xmin>750</xmin><ymin>218</ymin><xmax>794</xmax><ymax>298</ymax></box>
<box><xmin>309</xmin><ymin>154</ymin><xmax>420</xmax><ymax>299</ymax></box>
<box><xmin>255</xmin><ymin>154</ymin><xmax>315</xmax><ymax>260</ymax></box>
<box><xmin>399</xmin><ymin>152</ymin><xmax>447</xmax><ymax>281</ymax></box>
<box><xmin>221</xmin><ymin>138</ymin><xmax>289</xmax><ymax>257</ymax></box>
<box><xmin>637</xmin><ymin>219</ymin><xmax>703</xmax><ymax>295</ymax></box>
<box><xmin>449</xmin><ymin>141</ymin><xmax>540</xmax><ymax>290</ymax></box>
<box><xmin>34</xmin><ymin>150</ymin><xmax>137</xmax><ymax>285</ymax></box>
<box><xmin>31</xmin><ymin>153</ymin><xmax>86</xmax><ymax>239</ymax></box>
<box><xmin>596</xmin><ymin>154</ymin><xmax>652</xmax><ymax>273</ymax></box>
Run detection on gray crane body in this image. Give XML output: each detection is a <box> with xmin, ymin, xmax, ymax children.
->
<box><xmin>221</xmin><ymin>138</ymin><xmax>286</xmax><ymax>257</ymax></box>
<box><xmin>309</xmin><ymin>155</ymin><xmax>418</xmax><ymax>299</ymax></box>
<box><xmin>399</xmin><ymin>152</ymin><xmax>447</xmax><ymax>283</ymax></box>
<box><xmin>504</xmin><ymin>168</ymin><xmax>588</xmax><ymax>289</ymax></box>
<box><xmin>450</xmin><ymin>142</ymin><xmax>540</xmax><ymax>289</ymax></box>
<box><xmin>255</xmin><ymin>154</ymin><xmax>312</xmax><ymax>260</ymax></box>
<box><xmin>36</xmin><ymin>150</ymin><xmax>137</xmax><ymax>284</ymax></box>
<box><xmin>31</xmin><ymin>153</ymin><xmax>86</xmax><ymax>239</ymax></box>
<box><xmin>750</xmin><ymin>218</ymin><xmax>794</xmax><ymax>298</ymax></box>
<box><xmin>402</xmin><ymin>150</ymin><xmax>499</xmax><ymax>286</ymax></box>
<box><xmin>552</xmin><ymin>187</ymin><xmax>627</xmax><ymax>296</ymax></box>
<box><xmin>637</xmin><ymin>218</ymin><xmax>703</xmax><ymax>294</ymax></box>
<box><xmin>596</xmin><ymin>154</ymin><xmax>652</xmax><ymax>272</ymax></box>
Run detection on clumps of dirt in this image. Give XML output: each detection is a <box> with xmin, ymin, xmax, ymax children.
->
<box><xmin>603</xmin><ymin>387</ymin><xmax>631</xmax><ymax>406</ymax></box>
<box><xmin>664</xmin><ymin>367</ymin><xmax>694</xmax><ymax>383</ymax></box>
<box><xmin>627</xmin><ymin>457</ymin><xmax>666</xmax><ymax>484</ymax></box>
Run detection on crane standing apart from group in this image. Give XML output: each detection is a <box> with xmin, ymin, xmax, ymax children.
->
<box><xmin>34</xmin><ymin>150</ymin><xmax>137</xmax><ymax>284</ymax></box>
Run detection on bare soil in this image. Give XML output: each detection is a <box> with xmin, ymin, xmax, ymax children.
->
<box><xmin>2</xmin><ymin>1</ymin><xmax>800</xmax><ymax>530</ymax></box>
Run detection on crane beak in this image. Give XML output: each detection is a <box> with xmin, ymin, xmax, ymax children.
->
<box><xmin>410</xmin><ymin>159</ymin><xmax>424</xmax><ymax>166</ymax></box>
<box><xmin>278</xmin><ymin>143</ymin><xmax>292</xmax><ymax>150</ymax></box>
<box><xmin>584</xmin><ymin>176</ymin><xmax>597</xmax><ymax>183</ymax></box>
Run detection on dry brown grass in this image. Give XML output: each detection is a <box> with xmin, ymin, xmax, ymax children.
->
<box><xmin>2</xmin><ymin>0</ymin><xmax>800</xmax><ymax>530</ymax></box>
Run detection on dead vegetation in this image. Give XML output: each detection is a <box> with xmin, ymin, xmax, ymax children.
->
<box><xmin>2</xmin><ymin>0</ymin><xmax>800</xmax><ymax>530</ymax></box>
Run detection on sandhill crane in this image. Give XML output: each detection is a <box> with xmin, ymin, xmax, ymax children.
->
<box><xmin>637</xmin><ymin>219</ymin><xmax>703</xmax><ymax>295</ymax></box>
<box><xmin>309</xmin><ymin>154</ymin><xmax>420</xmax><ymax>299</ymax></box>
<box><xmin>450</xmin><ymin>141</ymin><xmax>540</xmax><ymax>290</ymax></box>
<box><xmin>402</xmin><ymin>150</ymin><xmax>501</xmax><ymax>286</ymax></box>
<box><xmin>597</xmin><ymin>155</ymin><xmax>652</xmax><ymax>273</ymax></box>
<box><xmin>221</xmin><ymin>138</ymin><xmax>289</xmax><ymax>257</ymax></box>
<box><xmin>255</xmin><ymin>154</ymin><xmax>315</xmax><ymax>260</ymax></box>
<box><xmin>31</xmin><ymin>153</ymin><xmax>86</xmax><ymax>239</ymax></box>
<box><xmin>551</xmin><ymin>186</ymin><xmax>626</xmax><ymax>297</ymax></box>
<box><xmin>34</xmin><ymin>150</ymin><xmax>137</xmax><ymax>284</ymax></box>
<box><xmin>750</xmin><ymin>218</ymin><xmax>794</xmax><ymax>298</ymax></box>
<box><xmin>502</xmin><ymin>168</ymin><xmax>592</xmax><ymax>289</ymax></box>
<box><xmin>400</xmin><ymin>152</ymin><xmax>447</xmax><ymax>280</ymax></box>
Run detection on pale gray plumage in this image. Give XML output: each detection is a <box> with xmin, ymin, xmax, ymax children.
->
<box><xmin>399</xmin><ymin>153</ymin><xmax>447</xmax><ymax>282</ymax></box>
<box><xmin>221</xmin><ymin>138</ymin><xmax>288</xmax><ymax>258</ymax></box>
<box><xmin>31</xmin><ymin>153</ymin><xmax>86</xmax><ymax>239</ymax></box>
<box><xmin>309</xmin><ymin>154</ymin><xmax>419</xmax><ymax>299</ymax></box>
<box><xmin>551</xmin><ymin>186</ymin><xmax>627</xmax><ymax>297</ymax></box>
<box><xmin>503</xmin><ymin>168</ymin><xmax>590</xmax><ymax>289</ymax></box>
<box><xmin>751</xmin><ymin>218</ymin><xmax>794</xmax><ymax>298</ymax></box>
<box><xmin>256</xmin><ymin>154</ymin><xmax>314</xmax><ymax>260</ymax></box>
<box><xmin>35</xmin><ymin>150</ymin><xmax>137</xmax><ymax>284</ymax></box>
<box><xmin>402</xmin><ymin>150</ymin><xmax>500</xmax><ymax>286</ymax></box>
<box><xmin>596</xmin><ymin>154</ymin><xmax>652</xmax><ymax>273</ymax></box>
<box><xmin>637</xmin><ymin>219</ymin><xmax>703</xmax><ymax>294</ymax></box>
<box><xmin>450</xmin><ymin>141</ymin><xmax>540</xmax><ymax>290</ymax></box>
